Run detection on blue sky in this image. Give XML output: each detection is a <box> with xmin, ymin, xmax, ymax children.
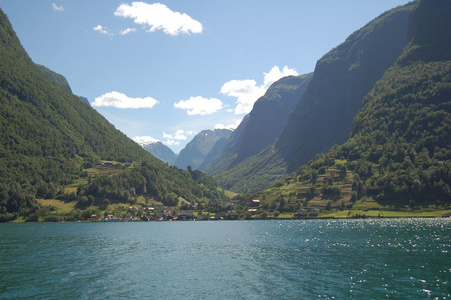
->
<box><xmin>1</xmin><ymin>0</ymin><xmax>411</xmax><ymax>153</ymax></box>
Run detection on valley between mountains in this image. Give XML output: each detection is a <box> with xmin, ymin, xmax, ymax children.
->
<box><xmin>0</xmin><ymin>0</ymin><xmax>450</xmax><ymax>222</ymax></box>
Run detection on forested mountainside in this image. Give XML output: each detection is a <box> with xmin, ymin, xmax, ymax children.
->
<box><xmin>141</xmin><ymin>141</ymin><xmax>177</xmax><ymax>165</ymax></box>
<box><xmin>37</xmin><ymin>64</ymin><xmax>91</xmax><ymax>105</ymax></box>
<box><xmin>36</xmin><ymin>64</ymin><xmax>72</xmax><ymax>92</ymax></box>
<box><xmin>257</xmin><ymin>0</ymin><xmax>450</xmax><ymax>210</ymax></box>
<box><xmin>211</xmin><ymin>2</ymin><xmax>415</xmax><ymax>193</ymax></box>
<box><xmin>206</xmin><ymin>74</ymin><xmax>313</xmax><ymax>183</ymax></box>
<box><xmin>0</xmin><ymin>9</ymin><xmax>227</xmax><ymax>222</ymax></box>
<box><xmin>175</xmin><ymin>129</ymin><xmax>232</xmax><ymax>170</ymax></box>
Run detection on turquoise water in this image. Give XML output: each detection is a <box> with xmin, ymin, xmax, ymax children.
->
<box><xmin>1</xmin><ymin>219</ymin><xmax>450</xmax><ymax>299</ymax></box>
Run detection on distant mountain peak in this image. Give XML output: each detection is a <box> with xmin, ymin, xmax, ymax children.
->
<box><xmin>174</xmin><ymin>129</ymin><xmax>232</xmax><ymax>170</ymax></box>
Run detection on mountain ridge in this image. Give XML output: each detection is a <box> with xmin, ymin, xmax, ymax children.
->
<box><xmin>210</xmin><ymin>2</ymin><xmax>415</xmax><ymax>193</ymax></box>
<box><xmin>206</xmin><ymin>74</ymin><xmax>313</xmax><ymax>183</ymax></box>
<box><xmin>0</xmin><ymin>9</ymin><xmax>227</xmax><ymax>221</ymax></box>
<box><xmin>175</xmin><ymin>129</ymin><xmax>232</xmax><ymax>170</ymax></box>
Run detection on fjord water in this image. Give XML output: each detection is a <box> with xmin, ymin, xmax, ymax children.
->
<box><xmin>1</xmin><ymin>219</ymin><xmax>450</xmax><ymax>299</ymax></box>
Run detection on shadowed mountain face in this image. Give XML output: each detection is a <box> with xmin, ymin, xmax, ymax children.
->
<box><xmin>206</xmin><ymin>74</ymin><xmax>312</xmax><ymax>177</ymax></box>
<box><xmin>267</xmin><ymin>0</ymin><xmax>451</xmax><ymax>207</ymax></box>
<box><xmin>276</xmin><ymin>3</ymin><xmax>415</xmax><ymax>174</ymax></box>
<box><xmin>208</xmin><ymin>2</ymin><xmax>415</xmax><ymax>193</ymax></box>
<box><xmin>175</xmin><ymin>129</ymin><xmax>232</xmax><ymax>170</ymax></box>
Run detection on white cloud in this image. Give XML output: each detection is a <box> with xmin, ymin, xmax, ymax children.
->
<box><xmin>52</xmin><ymin>3</ymin><xmax>64</xmax><ymax>11</ymax></box>
<box><xmin>163</xmin><ymin>129</ymin><xmax>194</xmax><ymax>146</ymax></box>
<box><xmin>220</xmin><ymin>79</ymin><xmax>265</xmax><ymax>115</ymax></box>
<box><xmin>174</xmin><ymin>96</ymin><xmax>223</xmax><ymax>115</ymax></box>
<box><xmin>221</xmin><ymin>66</ymin><xmax>298</xmax><ymax>115</ymax></box>
<box><xmin>215</xmin><ymin>119</ymin><xmax>241</xmax><ymax>130</ymax></box>
<box><xmin>92</xmin><ymin>91</ymin><xmax>158</xmax><ymax>109</ymax></box>
<box><xmin>133</xmin><ymin>136</ymin><xmax>160</xmax><ymax>145</ymax></box>
<box><xmin>114</xmin><ymin>2</ymin><xmax>202</xmax><ymax>36</ymax></box>
<box><xmin>163</xmin><ymin>129</ymin><xmax>193</xmax><ymax>140</ymax></box>
<box><xmin>93</xmin><ymin>25</ymin><xmax>114</xmax><ymax>36</ymax></box>
<box><xmin>119</xmin><ymin>28</ymin><xmax>137</xmax><ymax>35</ymax></box>
<box><xmin>164</xmin><ymin>140</ymin><xmax>180</xmax><ymax>146</ymax></box>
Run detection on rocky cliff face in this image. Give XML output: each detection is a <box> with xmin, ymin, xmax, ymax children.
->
<box><xmin>276</xmin><ymin>2</ymin><xmax>415</xmax><ymax>174</ymax></box>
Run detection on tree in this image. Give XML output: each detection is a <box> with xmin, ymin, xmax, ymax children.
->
<box><xmin>163</xmin><ymin>192</ymin><xmax>179</xmax><ymax>206</ymax></box>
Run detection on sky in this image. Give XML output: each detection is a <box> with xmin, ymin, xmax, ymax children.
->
<box><xmin>0</xmin><ymin>0</ymin><xmax>412</xmax><ymax>153</ymax></box>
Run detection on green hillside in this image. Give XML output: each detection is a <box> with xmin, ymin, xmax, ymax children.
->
<box><xmin>210</xmin><ymin>2</ymin><xmax>414</xmax><ymax>193</ymax></box>
<box><xmin>254</xmin><ymin>0</ymin><xmax>450</xmax><ymax>215</ymax></box>
<box><xmin>36</xmin><ymin>64</ymin><xmax>72</xmax><ymax>92</ymax></box>
<box><xmin>0</xmin><ymin>9</ymin><xmax>227</xmax><ymax>222</ymax></box>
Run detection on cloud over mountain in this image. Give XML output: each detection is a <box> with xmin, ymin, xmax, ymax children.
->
<box><xmin>115</xmin><ymin>2</ymin><xmax>202</xmax><ymax>36</ymax></box>
<box><xmin>92</xmin><ymin>91</ymin><xmax>158</xmax><ymax>109</ymax></box>
<box><xmin>215</xmin><ymin>120</ymin><xmax>241</xmax><ymax>130</ymax></box>
<box><xmin>133</xmin><ymin>136</ymin><xmax>160</xmax><ymax>145</ymax></box>
<box><xmin>221</xmin><ymin>66</ymin><xmax>298</xmax><ymax>114</ymax></box>
<box><xmin>163</xmin><ymin>129</ymin><xmax>194</xmax><ymax>146</ymax></box>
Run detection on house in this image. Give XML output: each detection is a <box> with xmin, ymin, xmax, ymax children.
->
<box><xmin>247</xmin><ymin>208</ymin><xmax>257</xmax><ymax>214</ymax></box>
<box><xmin>250</xmin><ymin>200</ymin><xmax>260</xmax><ymax>207</ymax></box>
<box><xmin>296</xmin><ymin>209</ymin><xmax>307</xmax><ymax>216</ymax></box>
<box><xmin>309</xmin><ymin>209</ymin><xmax>320</xmax><ymax>216</ymax></box>
<box><xmin>104</xmin><ymin>215</ymin><xmax>120</xmax><ymax>222</ymax></box>
<box><xmin>178</xmin><ymin>210</ymin><xmax>188</xmax><ymax>220</ymax></box>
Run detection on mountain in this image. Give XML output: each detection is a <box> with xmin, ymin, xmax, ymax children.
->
<box><xmin>0</xmin><ymin>9</ymin><xmax>227</xmax><ymax>222</ymax></box>
<box><xmin>175</xmin><ymin>129</ymin><xmax>232</xmax><ymax>170</ymax></box>
<box><xmin>206</xmin><ymin>74</ymin><xmax>313</xmax><ymax>179</ymax></box>
<box><xmin>141</xmin><ymin>141</ymin><xmax>177</xmax><ymax>165</ymax></box>
<box><xmin>254</xmin><ymin>0</ymin><xmax>450</xmax><ymax>210</ymax></box>
<box><xmin>37</xmin><ymin>64</ymin><xmax>91</xmax><ymax>106</ymax></box>
<box><xmin>36</xmin><ymin>64</ymin><xmax>72</xmax><ymax>92</ymax></box>
<box><xmin>210</xmin><ymin>2</ymin><xmax>415</xmax><ymax>193</ymax></box>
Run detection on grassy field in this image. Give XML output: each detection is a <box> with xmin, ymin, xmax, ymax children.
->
<box><xmin>37</xmin><ymin>199</ymin><xmax>77</xmax><ymax>213</ymax></box>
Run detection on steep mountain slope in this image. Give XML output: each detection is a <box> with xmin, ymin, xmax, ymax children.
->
<box><xmin>37</xmin><ymin>64</ymin><xmax>91</xmax><ymax>106</ymax></box>
<box><xmin>206</xmin><ymin>74</ymin><xmax>312</xmax><ymax>180</ymax></box>
<box><xmin>261</xmin><ymin>0</ymin><xmax>451</xmax><ymax>209</ymax></box>
<box><xmin>0</xmin><ymin>9</ymin><xmax>227</xmax><ymax>221</ymax></box>
<box><xmin>212</xmin><ymin>2</ymin><xmax>415</xmax><ymax>193</ymax></box>
<box><xmin>175</xmin><ymin>129</ymin><xmax>232</xmax><ymax>170</ymax></box>
<box><xmin>36</xmin><ymin>64</ymin><xmax>72</xmax><ymax>92</ymax></box>
<box><xmin>278</xmin><ymin>2</ymin><xmax>415</xmax><ymax>172</ymax></box>
<box><xmin>141</xmin><ymin>141</ymin><xmax>177</xmax><ymax>165</ymax></box>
